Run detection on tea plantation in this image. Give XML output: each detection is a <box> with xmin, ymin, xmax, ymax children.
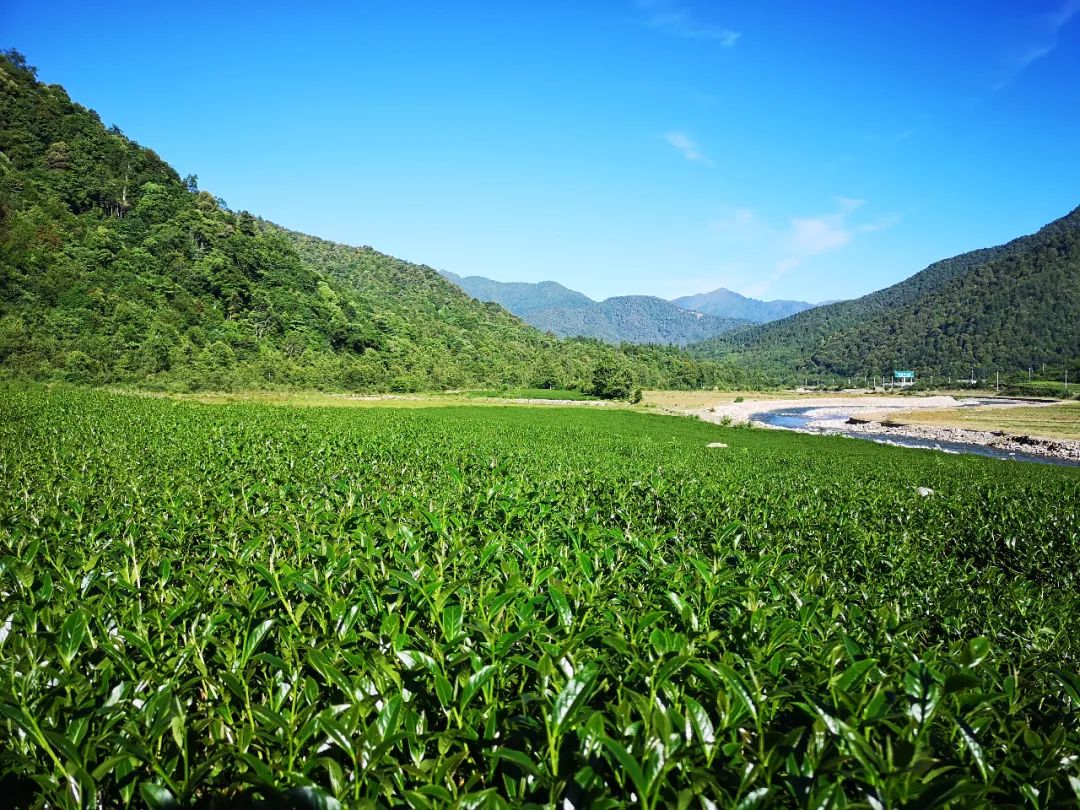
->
<box><xmin>1</xmin><ymin>385</ymin><xmax>1078</xmax><ymax>808</ymax></box>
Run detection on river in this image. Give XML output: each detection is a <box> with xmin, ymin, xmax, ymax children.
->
<box><xmin>750</xmin><ymin>402</ymin><xmax>1079</xmax><ymax>467</ymax></box>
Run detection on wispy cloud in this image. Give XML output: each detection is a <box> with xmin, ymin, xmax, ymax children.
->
<box><xmin>662</xmin><ymin>131</ymin><xmax>713</xmax><ymax>166</ymax></box>
<box><xmin>636</xmin><ymin>0</ymin><xmax>740</xmax><ymax>46</ymax></box>
<box><xmin>698</xmin><ymin>199</ymin><xmax>897</xmax><ymax>297</ymax></box>
<box><xmin>776</xmin><ymin>197</ymin><xmax>896</xmax><ymax>273</ymax></box>
<box><xmin>994</xmin><ymin>0</ymin><xmax>1080</xmax><ymax>89</ymax></box>
<box><xmin>709</xmin><ymin>208</ymin><xmax>754</xmax><ymax>231</ymax></box>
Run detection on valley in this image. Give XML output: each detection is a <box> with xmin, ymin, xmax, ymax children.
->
<box><xmin>1</xmin><ymin>32</ymin><xmax>1079</xmax><ymax>810</ymax></box>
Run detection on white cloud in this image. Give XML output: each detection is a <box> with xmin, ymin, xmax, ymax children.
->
<box><xmin>1049</xmin><ymin>0</ymin><xmax>1080</xmax><ymax>29</ymax></box>
<box><xmin>662</xmin><ymin>131</ymin><xmax>713</xmax><ymax>165</ymax></box>
<box><xmin>637</xmin><ymin>0</ymin><xmax>740</xmax><ymax>46</ymax></box>
<box><xmin>684</xmin><ymin>199</ymin><xmax>897</xmax><ymax>300</ymax></box>
<box><xmin>784</xmin><ymin>219</ymin><xmax>852</xmax><ymax>263</ymax></box>
<box><xmin>776</xmin><ymin>198</ymin><xmax>866</xmax><ymax>272</ymax></box>
<box><xmin>995</xmin><ymin>0</ymin><xmax>1080</xmax><ymax>89</ymax></box>
<box><xmin>714</xmin><ymin>199</ymin><xmax>896</xmax><ymax>294</ymax></box>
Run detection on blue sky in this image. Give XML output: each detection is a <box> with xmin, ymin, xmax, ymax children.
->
<box><xmin>5</xmin><ymin>1</ymin><xmax>1079</xmax><ymax>302</ymax></box>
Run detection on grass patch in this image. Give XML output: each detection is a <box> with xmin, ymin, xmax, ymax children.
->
<box><xmin>456</xmin><ymin>388</ymin><xmax>598</xmax><ymax>401</ymax></box>
<box><xmin>886</xmin><ymin>400</ymin><xmax>1080</xmax><ymax>440</ymax></box>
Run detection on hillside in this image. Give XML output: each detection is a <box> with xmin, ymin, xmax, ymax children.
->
<box><xmin>692</xmin><ymin>208</ymin><xmax>1080</xmax><ymax>379</ymax></box>
<box><xmin>672</xmin><ymin>287</ymin><xmax>813</xmax><ymax>322</ymax></box>
<box><xmin>525</xmin><ymin>294</ymin><xmax>748</xmax><ymax>345</ymax></box>
<box><xmin>0</xmin><ymin>51</ymin><xmax>754</xmax><ymax>393</ymax></box>
<box><xmin>442</xmin><ymin>272</ymin><xmax>749</xmax><ymax>344</ymax></box>
<box><xmin>442</xmin><ymin>271</ymin><xmax>594</xmax><ymax>316</ymax></box>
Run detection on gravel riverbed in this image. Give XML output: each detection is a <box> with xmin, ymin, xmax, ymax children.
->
<box><xmin>682</xmin><ymin>395</ymin><xmax>1080</xmax><ymax>463</ymax></box>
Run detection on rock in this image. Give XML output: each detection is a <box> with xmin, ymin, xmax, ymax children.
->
<box><xmin>707</xmin><ymin>442</ymin><xmax>728</xmax><ymax>448</ymax></box>
<box><xmin>917</xmin><ymin>486</ymin><xmax>934</xmax><ymax>497</ymax></box>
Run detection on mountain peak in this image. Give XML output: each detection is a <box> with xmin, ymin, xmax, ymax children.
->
<box><xmin>672</xmin><ymin>288</ymin><xmax>813</xmax><ymax>323</ymax></box>
<box><xmin>441</xmin><ymin>275</ymin><xmax>750</xmax><ymax>345</ymax></box>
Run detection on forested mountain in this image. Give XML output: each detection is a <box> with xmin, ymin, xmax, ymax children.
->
<box><xmin>442</xmin><ymin>272</ymin><xmax>595</xmax><ymax>317</ymax></box>
<box><xmin>691</xmin><ymin>208</ymin><xmax>1080</xmax><ymax>378</ymax></box>
<box><xmin>441</xmin><ymin>271</ymin><xmax>749</xmax><ymax>344</ymax></box>
<box><xmin>0</xmin><ymin>51</ymin><xmax>759</xmax><ymax>393</ymax></box>
<box><xmin>672</xmin><ymin>287</ymin><xmax>813</xmax><ymax>322</ymax></box>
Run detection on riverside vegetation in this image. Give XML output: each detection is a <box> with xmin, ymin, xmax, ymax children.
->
<box><xmin>1</xmin><ymin>385</ymin><xmax>1079</xmax><ymax>807</ymax></box>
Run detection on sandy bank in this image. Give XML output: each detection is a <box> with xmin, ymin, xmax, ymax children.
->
<box><xmin>680</xmin><ymin>395</ymin><xmax>969</xmax><ymax>426</ymax></box>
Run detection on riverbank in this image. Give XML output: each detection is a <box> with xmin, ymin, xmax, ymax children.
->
<box><xmin>674</xmin><ymin>394</ymin><xmax>1080</xmax><ymax>464</ymax></box>
<box><xmin>839</xmin><ymin>419</ymin><xmax>1080</xmax><ymax>463</ymax></box>
<box><xmin>675</xmin><ymin>394</ymin><xmax>971</xmax><ymax>426</ymax></box>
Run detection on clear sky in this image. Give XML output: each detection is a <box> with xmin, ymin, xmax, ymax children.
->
<box><xmin>4</xmin><ymin>1</ymin><xmax>1079</xmax><ymax>302</ymax></box>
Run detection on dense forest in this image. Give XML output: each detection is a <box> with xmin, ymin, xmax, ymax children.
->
<box><xmin>441</xmin><ymin>271</ymin><xmax>748</xmax><ymax>345</ymax></box>
<box><xmin>692</xmin><ymin>208</ymin><xmax>1080</xmax><ymax>381</ymax></box>
<box><xmin>0</xmin><ymin>51</ymin><xmax>762</xmax><ymax>394</ymax></box>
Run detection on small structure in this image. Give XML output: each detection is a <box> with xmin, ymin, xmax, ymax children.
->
<box><xmin>893</xmin><ymin>370</ymin><xmax>915</xmax><ymax>388</ymax></box>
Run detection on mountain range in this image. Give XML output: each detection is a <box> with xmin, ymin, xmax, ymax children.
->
<box><xmin>692</xmin><ymin>207</ymin><xmax>1080</xmax><ymax>379</ymax></box>
<box><xmin>1</xmin><ymin>49</ymin><xmax>1077</xmax><ymax>392</ymax></box>
<box><xmin>440</xmin><ymin>271</ymin><xmax>813</xmax><ymax>345</ymax></box>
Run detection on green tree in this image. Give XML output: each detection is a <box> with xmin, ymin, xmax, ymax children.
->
<box><xmin>589</xmin><ymin>358</ymin><xmax>635</xmax><ymax>400</ymax></box>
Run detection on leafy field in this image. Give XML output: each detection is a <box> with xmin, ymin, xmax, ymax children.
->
<box><xmin>1</xmin><ymin>385</ymin><xmax>1079</xmax><ymax>808</ymax></box>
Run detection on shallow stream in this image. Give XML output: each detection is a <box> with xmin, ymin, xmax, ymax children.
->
<box><xmin>750</xmin><ymin>402</ymin><xmax>1079</xmax><ymax>467</ymax></box>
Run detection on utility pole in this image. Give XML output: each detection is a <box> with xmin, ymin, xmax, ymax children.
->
<box><xmin>996</xmin><ymin>371</ymin><xmax>1000</xmax><ymax>394</ymax></box>
<box><xmin>1028</xmin><ymin>366</ymin><xmax>1032</xmax><ymax>381</ymax></box>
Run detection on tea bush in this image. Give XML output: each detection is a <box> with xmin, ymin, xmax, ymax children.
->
<box><xmin>1</xmin><ymin>385</ymin><xmax>1078</xmax><ymax>807</ymax></box>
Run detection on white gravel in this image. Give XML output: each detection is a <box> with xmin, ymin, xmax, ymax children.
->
<box><xmin>677</xmin><ymin>394</ymin><xmax>1080</xmax><ymax>463</ymax></box>
<box><xmin>683</xmin><ymin>395</ymin><xmax>968</xmax><ymax>426</ymax></box>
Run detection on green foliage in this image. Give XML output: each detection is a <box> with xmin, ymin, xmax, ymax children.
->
<box><xmin>694</xmin><ymin>208</ymin><xmax>1080</xmax><ymax>380</ymax></box>
<box><xmin>589</xmin><ymin>357</ymin><xmax>636</xmax><ymax>400</ymax></box>
<box><xmin>1</xmin><ymin>384</ymin><xmax>1079</xmax><ymax>807</ymax></box>
<box><xmin>461</xmin><ymin>388</ymin><xmax>597</xmax><ymax>401</ymax></box>
<box><xmin>0</xmin><ymin>51</ymin><xmax>749</xmax><ymax>395</ymax></box>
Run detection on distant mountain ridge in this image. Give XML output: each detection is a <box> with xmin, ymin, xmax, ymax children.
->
<box><xmin>441</xmin><ymin>273</ymin><xmax>594</xmax><ymax>318</ymax></box>
<box><xmin>440</xmin><ymin>272</ymin><xmax>809</xmax><ymax>345</ymax></box>
<box><xmin>672</xmin><ymin>288</ymin><xmax>814</xmax><ymax>322</ymax></box>
<box><xmin>690</xmin><ymin>206</ymin><xmax>1080</xmax><ymax>378</ymax></box>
